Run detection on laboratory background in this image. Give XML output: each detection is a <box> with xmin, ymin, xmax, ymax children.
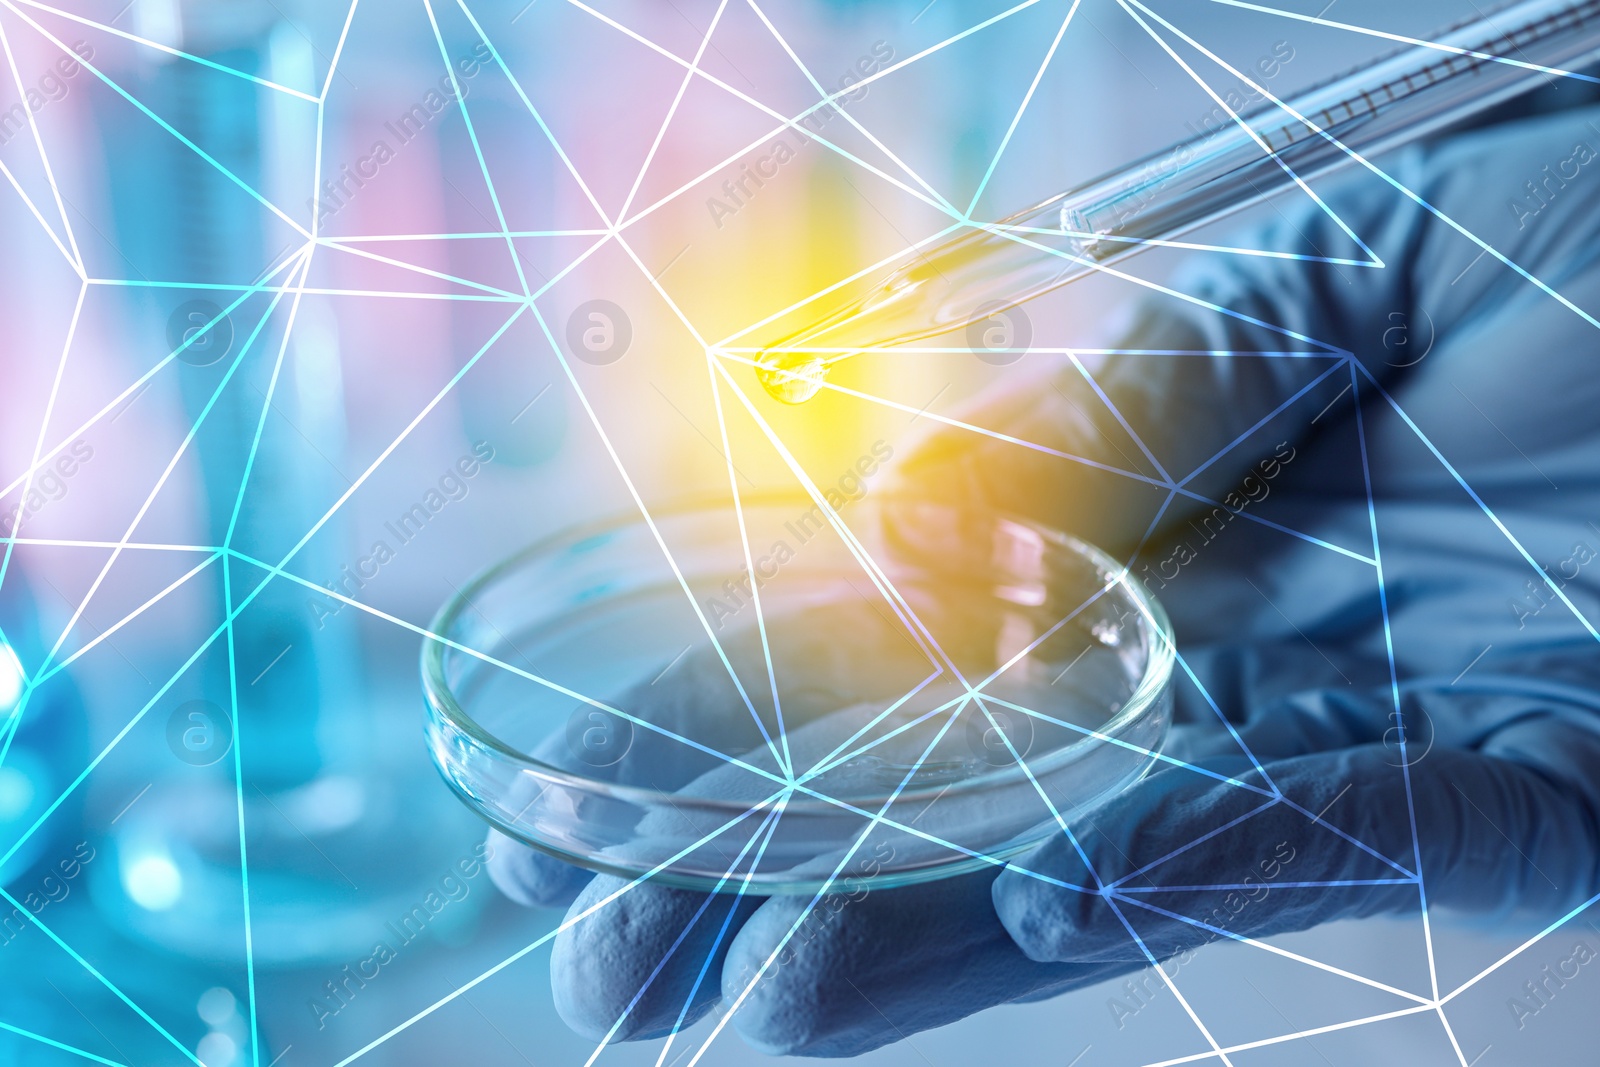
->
<box><xmin>1</xmin><ymin>0</ymin><xmax>1599</xmax><ymax>1064</ymax></box>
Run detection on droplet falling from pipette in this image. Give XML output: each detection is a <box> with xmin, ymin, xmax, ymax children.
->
<box><xmin>749</xmin><ymin>201</ymin><xmax>1079</xmax><ymax>404</ymax></box>
<box><xmin>749</xmin><ymin>0</ymin><xmax>1600</xmax><ymax>405</ymax></box>
<box><xmin>752</xmin><ymin>266</ymin><xmax>941</xmax><ymax>405</ymax></box>
<box><xmin>755</xmin><ymin>349</ymin><xmax>830</xmax><ymax>404</ymax></box>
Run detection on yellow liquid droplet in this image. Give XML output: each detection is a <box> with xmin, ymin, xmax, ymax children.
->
<box><xmin>755</xmin><ymin>351</ymin><xmax>827</xmax><ymax>404</ymax></box>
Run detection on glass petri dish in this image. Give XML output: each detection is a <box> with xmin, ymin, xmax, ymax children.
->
<box><xmin>423</xmin><ymin>497</ymin><xmax>1174</xmax><ymax>895</ymax></box>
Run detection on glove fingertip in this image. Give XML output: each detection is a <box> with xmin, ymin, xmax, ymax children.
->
<box><xmin>727</xmin><ymin>986</ymin><xmax>832</xmax><ymax>1059</ymax></box>
<box><xmin>485</xmin><ymin>829</ymin><xmax>593</xmax><ymax>909</ymax></box>
<box><xmin>992</xmin><ymin>865</ymin><xmax>1082</xmax><ymax>963</ymax></box>
<box><xmin>720</xmin><ymin>903</ymin><xmax>835</xmax><ymax>1057</ymax></box>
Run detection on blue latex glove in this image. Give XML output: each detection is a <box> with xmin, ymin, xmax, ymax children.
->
<box><xmin>493</xmin><ymin>105</ymin><xmax>1600</xmax><ymax>1055</ymax></box>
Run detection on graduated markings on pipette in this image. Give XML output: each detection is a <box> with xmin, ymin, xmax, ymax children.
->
<box><xmin>65</xmin><ymin>45</ymin><xmax>1497</xmax><ymax>1067</ymax></box>
<box><xmin>1110</xmin><ymin>0</ymin><xmax>1380</xmax><ymax>268</ymax></box>
<box><xmin>9</xmin><ymin>2</ymin><xmax>1536</xmax><ymax>1062</ymax></box>
<box><xmin>1131</xmin><ymin>1</ymin><xmax>1600</xmax><ymax>646</ymax></box>
<box><xmin>1122</xmin><ymin>13</ymin><xmax>1600</xmax><ymax>982</ymax></box>
<box><xmin>1001</xmin><ymin>222</ymin><xmax>1380</xmax><ymax>265</ymax></box>
<box><xmin>732</xmin><ymin>8</ymin><xmax>1401</xmax><ymax>395</ymax></box>
<box><xmin>25</xmin><ymin>49</ymin><xmax>1427</xmax><ymax>1067</ymax></box>
<box><xmin>1233</xmin><ymin>3</ymin><xmax>1600</xmax><ymax>156</ymax></box>
<box><xmin>1130</xmin><ymin>0</ymin><xmax>1600</xmax><ymax>340</ymax></box>
<box><xmin>1206</xmin><ymin>0</ymin><xmax>1600</xmax><ymax>88</ymax></box>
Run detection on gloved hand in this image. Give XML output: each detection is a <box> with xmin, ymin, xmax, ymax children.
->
<box><xmin>493</xmin><ymin>104</ymin><xmax>1600</xmax><ymax>1056</ymax></box>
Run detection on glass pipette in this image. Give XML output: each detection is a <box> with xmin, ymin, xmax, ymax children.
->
<box><xmin>755</xmin><ymin>0</ymin><xmax>1600</xmax><ymax>403</ymax></box>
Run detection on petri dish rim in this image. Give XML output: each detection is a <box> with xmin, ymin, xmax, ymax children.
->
<box><xmin>422</xmin><ymin>494</ymin><xmax>1176</xmax><ymax>816</ymax></box>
